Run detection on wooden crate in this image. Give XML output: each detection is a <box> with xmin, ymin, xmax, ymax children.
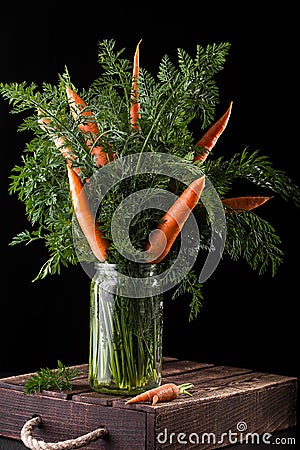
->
<box><xmin>0</xmin><ymin>357</ymin><xmax>297</xmax><ymax>449</ymax></box>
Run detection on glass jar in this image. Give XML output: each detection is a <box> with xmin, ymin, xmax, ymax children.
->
<box><xmin>89</xmin><ymin>263</ymin><xmax>163</xmax><ymax>395</ymax></box>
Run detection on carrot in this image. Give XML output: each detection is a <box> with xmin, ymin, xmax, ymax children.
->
<box><xmin>38</xmin><ymin>110</ymin><xmax>109</xmax><ymax>261</ymax></box>
<box><xmin>193</xmin><ymin>102</ymin><xmax>233</xmax><ymax>163</ymax></box>
<box><xmin>222</xmin><ymin>196</ymin><xmax>272</xmax><ymax>212</ymax></box>
<box><xmin>145</xmin><ymin>175</ymin><xmax>205</xmax><ymax>264</ymax></box>
<box><xmin>66</xmin><ymin>86</ymin><xmax>111</xmax><ymax>167</ymax></box>
<box><xmin>130</xmin><ymin>40</ymin><xmax>142</xmax><ymax>130</ymax></box>
<box><xmin>125</xmin><ymin>382</ymin><xmax>193</xmax><ymax>406</ymax></box>
<box><xmin>38</xmin><ymin>111</ymin><xmax>83</xmax><ymax>178</ymax></box>
<box><xmin>66</xmin><ymin>164</ymin><xmax>109</xmax><ymax>262</ymax></box>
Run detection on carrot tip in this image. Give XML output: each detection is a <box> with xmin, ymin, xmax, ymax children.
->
<box><xmin>66</xmin><ymin>85</ymin><xmax>74</xmax><ymax>99</ymax></box>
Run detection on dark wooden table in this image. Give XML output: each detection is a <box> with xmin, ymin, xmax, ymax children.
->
<box><xmin>0</xmin><ymin>358</ymin><xmax>297</xmax><ymax>449</ymax></box>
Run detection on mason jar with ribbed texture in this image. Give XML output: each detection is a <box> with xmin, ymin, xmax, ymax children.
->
<box><xmin>89</xmin><ymin>263</ymin><xmax>163</xmax><ymax>395</ymax></box>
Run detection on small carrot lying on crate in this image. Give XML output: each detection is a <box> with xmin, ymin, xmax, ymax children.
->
<box><xmin>66</xmin><ymin>86</ymin><xmax>113</xmax><ymax>167</ymax></box>
<box><xmin>145</xmin><ymin>175</ymin><xmax>205</xmax><ymax>264</ymax></box>
<box><xmin>130</xmin><ymin>40</ymin><xmax>142</xmax><ymax>130</ymax></box>
<box><xmin>193</xmin><ymin>101</ymin><xmax>233</xmax><ymax>163</ymax></box>
<box><xmin>222</xmin><ymin>196</ymin><xmax>272</xmax><ymax>212</ymax></box>
<box><xmin>125</xmin><ymin>382</ymin><xmax>194</xmax><ymax>406</ymax></box>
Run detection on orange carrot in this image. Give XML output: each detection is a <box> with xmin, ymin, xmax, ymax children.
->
<box><xmin>38</xmin><ymin>111</ymin><xmax>83</xmax><ymax>178</ymax></box>
<box><xmin>193</xmin><ymin>102</ymin><xmax>233</xmax><ymax>163</ymax></box>
<box><xmin>145</xmin><ymin>175</ymin><xmax>205</xmax><ymax>264</ymax></box>
<box><xmin>66</xmin><ymin>86</ymin><xmax>111</xmax><ymax>167</ymax></box>
<box><xmin>125</xmin><ymin>383</ymin><xmax>193</xmax><ymax>406</ymax></box>
<box><xmin>38</xmin><ymin>111</ymin><xmax>109</xmax><ymax>261</ymax></box>
<box><xmin>130</xmin><ymin>40</ymin><xmax>142</xmax><ymax>130</ymax></box>
<box><xmin>66</xmin><ymin>164</ymin><xmax>109</xmax><ymax>262</ymax></box>
<box><xmin>222</xmin><ymin>196</ymin><xmax>272</xmax><ymax>212</ymax></box>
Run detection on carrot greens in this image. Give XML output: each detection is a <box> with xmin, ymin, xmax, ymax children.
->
<box><xmin>24</xmin><ymin>361</ymin><xmax>82</xmax><ymax>395</ymax></box>
<box><xmin>1</xmin><ymin>39</ymin><xmax>300</xmax><ymax>320</ymax></box>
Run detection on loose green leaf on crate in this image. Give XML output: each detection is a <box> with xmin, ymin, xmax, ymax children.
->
<box><xmin>23</xmin><ymin>360</ymin><xmax>82</xmax><ymax>395</ymax></box>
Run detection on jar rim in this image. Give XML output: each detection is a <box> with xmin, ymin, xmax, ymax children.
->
<box><xmin>93</xmin><ymin>262</ymin><xmax>158</xmax><ymax>272</ymax></box>
<box><xmin>94</xmin><ymin>262</ymin><xmax>117</xmax><ymax>268</ymax></box>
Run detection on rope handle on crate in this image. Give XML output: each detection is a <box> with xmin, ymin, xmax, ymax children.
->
<box><xmin>21</xmin><ymin>415</ymin><xmax>108</xmax><ymax>450</ymax></box>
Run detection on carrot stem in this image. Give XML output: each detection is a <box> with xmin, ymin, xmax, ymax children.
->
<box><xmin>178</xmin><ymin>383</ymin><xmax>194</xmax><ymax>396</ymax></box>
<box><xmin>89</xmin><ymin>289</ymin><xmax>162</xmax><ymax>394</ymax></box>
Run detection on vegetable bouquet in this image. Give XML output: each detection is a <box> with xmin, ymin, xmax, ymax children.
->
<box><xmin>1</xmin><ymin>38</ymin><xmax>300</xmax><ymax>318</ymax></box>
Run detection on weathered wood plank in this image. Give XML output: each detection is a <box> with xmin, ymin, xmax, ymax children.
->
<box><xmin>145</xmin><ymin>409</ymin><xmax>156</xmax><ymax>450</ymax></box>
<box><xmin>162</xmin><ymin>364</ymin><xmax>252</xmax><ymax>384</ymax></box>
<box><xmin>0</xmin><ymin>387</ymin><xmax>147</xmax><ymax>449</ymax></box>
<box><xmin>153</xmin><ymin>379</ymin><xmax>297</xmax><ymax>449</ymax></box>
<box><xmin>72</xmin><ymin>391</ymin><xmax>124</xmax><ymax>407</ymax></box>
<box><xmin>161</xmin><ymin>356</ymin><xmax>179</xmax><ymax>363</ymax></box>
<box><xmin>161</xmin><ymin>360</ymin><xmax>214</xmax><ymax>377</ymax></box>
<box><xmin>119</xmin><ymin>372</ymin><xmax>296</xmax><ymax>409</ymax></box>
<box><xmin>159</xmin><ymin>367</ymin><xmax>255</xmax><ymax>393</ymax></box>
<box><xmin>0</xmin><ymin>373</ymin><xmax>36</xmax><ymax>391</ymax></box>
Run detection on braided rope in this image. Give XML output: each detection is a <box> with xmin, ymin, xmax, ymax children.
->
<box><xmin>21</xmin><ymin>416</ymin><xmax>108</xmax><ymax>450</ymax></box>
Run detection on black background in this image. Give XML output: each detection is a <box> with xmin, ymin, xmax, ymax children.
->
<box><xmin>0</xmin><ymin>3</ymin><xmax>299</xmax><ymax>379</ymax></box>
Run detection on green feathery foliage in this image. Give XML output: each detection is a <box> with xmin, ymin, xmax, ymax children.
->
<box><xmin>1</xmin><ymin>39</ymin><xmax>300</xmax><ymax>320</ymax></box>
<box><xmin>23</xmin><ymin>360</ymin><xmax>82</xmax><ymax>395</ymax></box>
